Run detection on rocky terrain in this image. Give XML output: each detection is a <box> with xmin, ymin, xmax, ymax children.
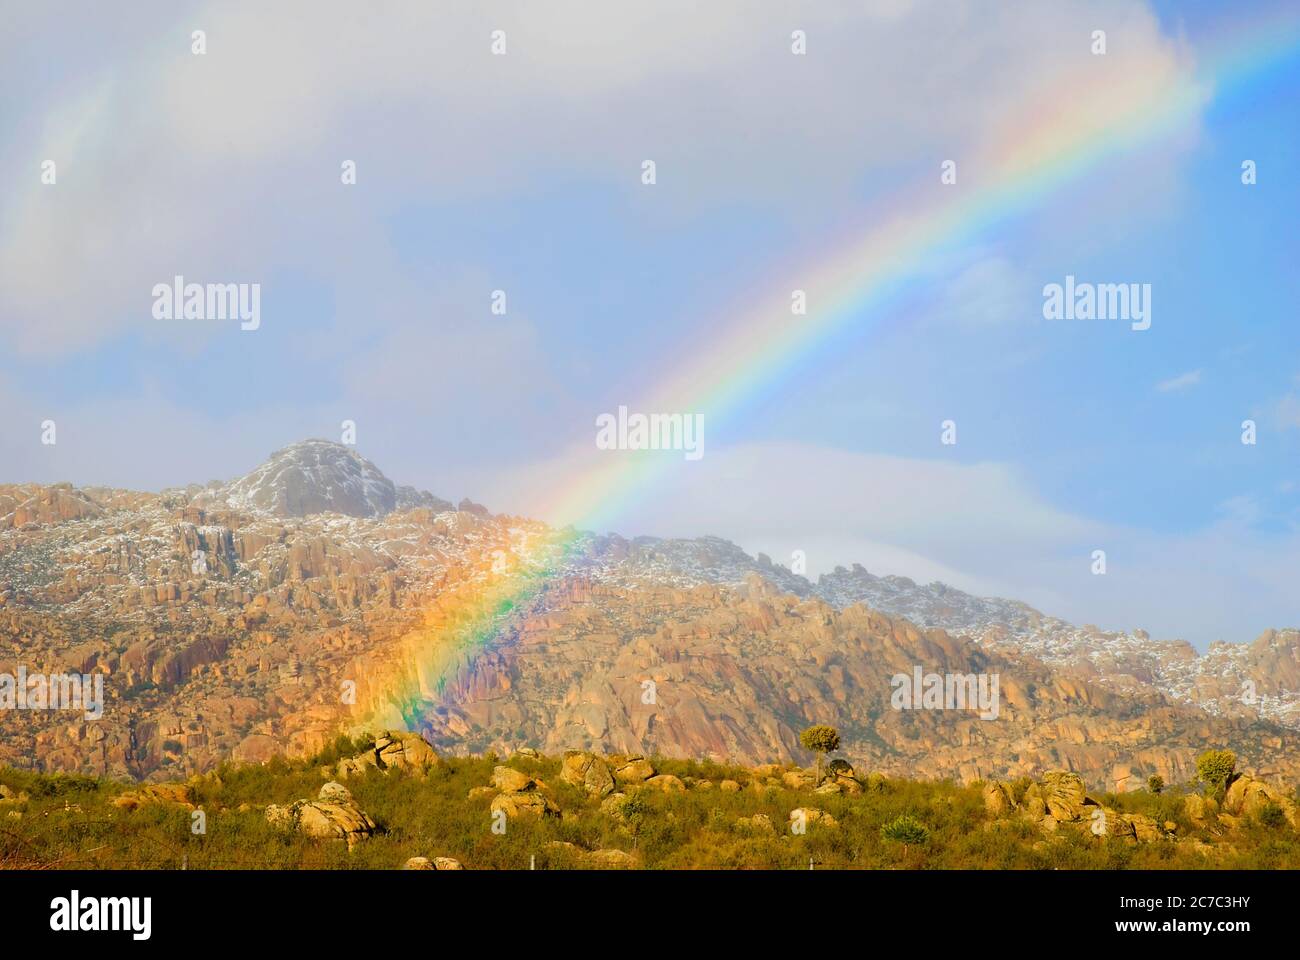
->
<box><xmin>814</xmin><ymin>564</ymin><xmax>1300</xmax><ymax>728</ymax></box>
<box><xmin>0</xmin><ymin>440</ymin><xmax>1297</xmax><ymax>793</ymax></box>
<box><xmin>4</xmin><ymin>738</ymin><xmax>1297</xmax><ymax>870</ymax></box>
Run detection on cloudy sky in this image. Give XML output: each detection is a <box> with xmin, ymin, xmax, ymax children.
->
<box><xmin>1</xmin><ymin>1</ymin><xmax>1297</xmax><ymax>647</ymax></box>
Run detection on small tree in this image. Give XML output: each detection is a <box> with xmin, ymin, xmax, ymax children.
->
<box><xmin>1196</xmin><ymin>750</ymin><xmax>1236</xmax><ymax>794</ymax></box>
<box><xmin>1147</xmin><ymin>774</ymin><xmax>1164</xmax><ymax>795</ymax></box>
<box><xmin>799</xmin><ymin>725</ymin><xmax>841</xmax><ymax>783</ymax></box>
<box><xmin>881</xmin><ymin>814</ymin><xmax>929</xmax><ymax>854</ymax></box>
<box><xmin>620</xmin><ymin>793</ymin><xmax>650</xmax><ymax>847</ymax></box>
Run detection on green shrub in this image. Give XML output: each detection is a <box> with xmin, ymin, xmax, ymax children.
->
<box><xmin>1196</xmin><ymin>750</ymin><xmax>1236</xmax><ymax>792</ymax></box>
<box><xmin>881</xmin><ymin>813</ymin><xmax>929</xmax><ymax>847</ymax></box>
<box><xmin>1257</xmin><ymin>801</ymin><xmax>1286</xmax><ymax>830</ymax></box>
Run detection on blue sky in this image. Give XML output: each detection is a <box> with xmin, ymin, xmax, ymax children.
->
<box><xmin>0</xmin><ymin>1</ymin><xmax>1296</xmax><ymax>646</ymax></box>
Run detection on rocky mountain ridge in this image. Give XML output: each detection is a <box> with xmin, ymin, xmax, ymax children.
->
<box><xmin>0</xmin><ymin>441</ymin><xmax>1296</xmax><ymax>790</ymax></box>
<box><xmin>596</xmin><ymin>540</ymin><xmax>1300</xmax><ymax>729</ymax></box>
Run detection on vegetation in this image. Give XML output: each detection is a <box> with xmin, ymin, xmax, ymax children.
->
<box><xmin>799</xmin><ymin>725</ymin><xmax>841</xmax><ymax>783</ymax></box>
<box><xmin>880</xmin><ymin>813</ymin><xmax>929</xmax><ymax>852</ymax></box>
<box><xmin>1197</xmin><ymin>750</ymin><xmax>1237</xmax><ymax>793</ymax></box>
<box><xmin>1256</xmin><ymin>801</ymin><xmax>1286</xmax><ymax>830</ymax></box>
<box><xmin>1</xmin><ymin>749</ymin><xmax>1298</xmax><ymax>870</ymax></box>
<box><xmin>1147</xmin><ymin>775</ymin><xmax>1164</xmax><ymax>795</ymax></box>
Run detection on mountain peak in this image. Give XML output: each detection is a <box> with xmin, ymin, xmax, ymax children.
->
<box><xmin>204</xmin><ymin>439</ymin><xmax>398</xmax><ymax>519</ymax></box>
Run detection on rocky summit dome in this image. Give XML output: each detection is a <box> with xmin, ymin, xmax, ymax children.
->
<box><xmin>209</xmin><ymin>439</ymin><xmax>397</xmax><ymax>519</ymax></box>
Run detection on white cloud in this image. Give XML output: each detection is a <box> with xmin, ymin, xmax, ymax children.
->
<box><xmin>1156</xmin><ymin>369</ymin><xmax>1202</xmax><ymax>392</ymax></box>
<box><xmin>0</xmin><ymin>0</ymin><xmax>1201</xmax><ymax>356</ymax></box>
<box><xmin>471</xmin><ymin>439</ymin><xmax>1105</xmax><ymax>599</ymax></box>
<box><xmin>470</xmin><ymin>440</ymin><xmax>1299</xmax><ymax>646</ymax></box>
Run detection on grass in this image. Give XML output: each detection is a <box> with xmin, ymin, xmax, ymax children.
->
<box><xmin>2</xmin><ymin>750</ymin><xmax>1298</xmax><ymax>869</ymax></box>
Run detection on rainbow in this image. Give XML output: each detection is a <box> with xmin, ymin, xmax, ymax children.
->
<box><xmin>353</xmin><ymin>7</ymin><xmax>1300</xmax><ymax>735</ymax></box>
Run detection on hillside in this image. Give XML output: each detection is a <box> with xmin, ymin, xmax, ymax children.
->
<box><xmin>0</xmin><ymin>441</ymin><xmax>1297</xmax><ymax>792</ymax></box>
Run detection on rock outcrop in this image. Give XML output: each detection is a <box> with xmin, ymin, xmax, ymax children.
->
<box><xmin>560</xmin><ymin>752</ymin><xmax>616</xmax><ymax>797</ymax></box>
<box><xmin>980</xmin><ymin>770</ymin><xmax>1183</xmax><ymax>844</ymax></box>
<box><xmin>1223</xmin><ymin>774</ymin><xmax>1298</xmax><ymax>827</ymax></box>
<box><xmin>334</xmin><ymin>731</ymin><xmax>439</xmax><ymax>779</ymax></box>
<box><xmin>266</xmin><ymin>782</ymin><xmax>377</xmax><ymax>849</ymax></box>
<box><xmin>490</xmin><ymin>765</ymin><xmax>536</xmax><ymax>793</ymax></box>
<box><xmin>403</xmin><ymin>856</ymin><xmax>463</xmax><ymax>870</ymax></box>
<box><xmin>544</xmin><ymin>841</ymin><xmax>636</xmax><ymax>868</ymax></box>
<box><xmin>486</xmin><ymin>761</ymin><xmax>560</xmax><ymax>819</ymax></box>
<box><xmin>610</xmin><ymin>755</ymin><xmax>655</xmax><ymax>785</ymax></box>
<box><xmin>111</xmin><ymin>783</ymin><xmax>195</xmax><ymax>811</ymax></box>
<box><xmin>490</xmin><ymin>791</ymin><xmax>559</xmax><ymax>820</ymax></box>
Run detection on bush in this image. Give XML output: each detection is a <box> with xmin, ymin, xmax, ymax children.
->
<box><xmin>1257</xmin><ymin>801</ymin><xmax>1286</xmax><ymax>830</ymax></box>
<box><xmin>881</xmin><ymin>814</ymin><xmax>929</xmax><ymax>847</ymax></box>
<box><xmin>1196</xmin><ymin>750</ymin><xmax>1236</xmax><ymax>791</ymax></box>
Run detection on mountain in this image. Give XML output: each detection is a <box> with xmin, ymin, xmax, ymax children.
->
<box><xmin>811</xmin><ymin>568</ymin><xmax>1300</xmax><ymax>729</ymax></box>
<box><xmin>191</xmin><ymin>439</ymin><xmax>451</xmax><ymax>519</ymax></box>
<box><xmin>599</xmin><ymin>545</ymin><xmax>1300</xmax><ymax>730</ymax></box>
<box><xmin>404</xmin><ymin>571</ymin><xmax>1292</xmax><ymax>788</ymax></box>
<box><xmin>0</xmin><ymin>441</ymin><xmax>1296</xmax><ymax>791</ymax></box>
